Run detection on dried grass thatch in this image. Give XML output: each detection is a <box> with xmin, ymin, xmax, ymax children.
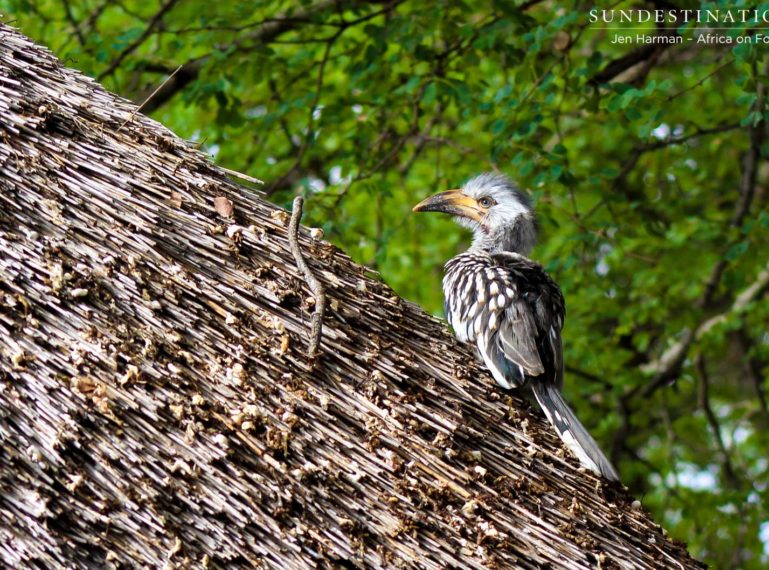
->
<box><xmin>0</xmin><ymin>24</ymin><xmax>703</xmax><ymax>569</ymax></box>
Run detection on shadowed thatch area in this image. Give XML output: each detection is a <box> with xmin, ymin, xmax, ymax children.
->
<box><xmin>0</xmin><ymin>24</ymin><xmax>703</xmax><ymax>569</ymax></box>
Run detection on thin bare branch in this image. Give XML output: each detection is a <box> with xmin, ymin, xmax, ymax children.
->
<box><xmin>117</xmin><ymin>64</ymin><xmax>182</xmax><ymax>130</ymax></box>
<box><xmin>140</xmin><ymin>0</ymin><xmax>402</xmax><ymax>113</ymax></box>
<box><xmin>266</xmin><ymin>29</ymin><xmax>340</xmax><ymax>196</ymax></box>
<box><xmin>218</xmin><ymin>166</ymin><xmax>264</xmax><ymax>185</ymax></box>
<box><xmin>583</xmin><ymin>121</ymin><xmax>742</xmax><ymax>224</ymax></box>
<box><xmin>565</xmin><ymin>365</ymin><xmax>615</xmax><ymax>391</ymax></box>
<box><xmin>76</xmin><ymin>1</ymin><xmax>108</xmax><ymax>38</ymax></box>
<box><xmin>288</xmin><ymin>197</ymin><xmax>326</xmax><ymax>360</ymax></box>
<box><xmin>737</xmin><ymin>329</ymin><xmax>769</xmax><ymax>424</ymax></box>
<box><xmin>696</xmin><ymin>356</ymin><xmax>739</xmax><ymax>487</ymax></box>
<box><xmin>61</xmin><ymin>0</ymin><xmax>86</xmax><ymax>47</ymax></box>
<box><xmin>638</xmin><ymin>261</ymin><xmax>769</xmax><ymax>396</ymax></box>
<box><xmin>667</xmin><ymin>57</ymin><xmax>734</xmax><ymax>102</ymax></box>
<box><xmin>97</xmin><ymin>0</ymin><xmax>180</xmax><ymax>81</ymax></box>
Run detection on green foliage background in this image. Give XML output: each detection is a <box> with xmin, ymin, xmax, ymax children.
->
<box><xmin>5</xmin><ymin>0</ymin><xmax>769</xmax><ymax>566</ymax></box>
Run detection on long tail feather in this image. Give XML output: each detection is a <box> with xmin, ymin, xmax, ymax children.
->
<box><xmin>530</xmin><ymin>382</ymin><xmax>619</xmax><ymax>481</ymax></box>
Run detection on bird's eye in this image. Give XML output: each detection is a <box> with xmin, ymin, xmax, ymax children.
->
<box><xmin>478</xmin><ymin>196</ymin><xmax>496</xmax><ymax>209</ymax></box>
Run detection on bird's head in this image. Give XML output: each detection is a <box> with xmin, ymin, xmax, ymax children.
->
<box><xmin>413</xmin><ymin>172</ymin><xmax>537</xmax><ymax>255</ymax></box>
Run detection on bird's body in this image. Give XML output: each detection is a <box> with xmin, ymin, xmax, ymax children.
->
<box><xmin>414</xmin><ymin>173</ymin><xmax>619</xmax><ymax>481</ymax></box>
<box><xmin>443</xmin><ymin>251</ymin><xmax>564</xmax><ymax>388</ymax></box>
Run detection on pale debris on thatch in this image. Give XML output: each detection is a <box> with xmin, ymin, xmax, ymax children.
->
<box><xmin>0</xmin><ymin>23</ymin><xmax>703</xmax><ymax>569</ymax></box>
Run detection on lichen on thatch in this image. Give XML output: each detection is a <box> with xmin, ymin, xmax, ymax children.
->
<box><xmin>0</xmin><ymin>24</ymin><xmax>703</xmax><ymax>569</ymax></box>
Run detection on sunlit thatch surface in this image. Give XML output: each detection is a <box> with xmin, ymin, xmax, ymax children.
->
<box><xmin>0</xmin><ymin>24</ymin><xmax>703</xmax><ymax>569</ymax></box>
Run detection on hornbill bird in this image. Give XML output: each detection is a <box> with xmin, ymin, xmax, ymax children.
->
<box><xmin>413</xmin><ymin>173</ymin><xmax>619</xmax><ymax>481</ymax></box>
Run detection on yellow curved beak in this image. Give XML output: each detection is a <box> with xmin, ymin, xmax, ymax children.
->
<box><xmin>412</xmin><ymin>189</ymin><xmax>481</xmax><ymax>221</ymax></box>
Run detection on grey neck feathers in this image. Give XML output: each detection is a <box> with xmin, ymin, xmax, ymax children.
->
<box><xmin>470</xmin><ymin>215</ymin><xmax>537</xmax><ymax>256</ymax></box>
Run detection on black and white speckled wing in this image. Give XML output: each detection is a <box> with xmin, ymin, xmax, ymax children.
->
<box><xmin>495</xmin><ymin>252</ymin><xmax>566</xmax><ymax>391</ymax></box>
<box><xmin>443</xmin><ymin>252</ymin><xmax>558</xmax><ymax>390</ymax></box>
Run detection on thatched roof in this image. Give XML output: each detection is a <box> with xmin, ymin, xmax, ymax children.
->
<box><xmin>0</xmin><ymin>24</ymin><xmax>703</xmax><ymax>569</ymax></box>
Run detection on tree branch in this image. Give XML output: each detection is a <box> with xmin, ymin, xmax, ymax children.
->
<box><xmin>638</xmin><ymin>261</ymin><xmax>769</xmax><ymax>397</ymax></box>
<box><xmin>288</xmin><ymin>197</ymin><xmax>326</xmax><ymax>360</ymax></box>
<box><xmin>613</xmin><ymin>122</ymin><xmax>741</xmax><ymax>188</ymax></box>
<box><xmin>265</xmin><ymin>27</ymin><xmax>341</xmax><ymax>196</ymax></box>
<box><xmin>138</xmin><ymin>0</ymin><xmax>401</xmax><ymax>113</ymax></box>
<box><xmin>118</xmin><ymin>64</ymin><xmax>182</xmax><ymax>131</ymax></box>
<box><xmin>700</xmin><ymin>60</ymin><xmax>767</xmax><ymax>308</ymax></box>
<box><xmin>589</xmin><ymin>122</ymin><xmax>742</xmax><ymax>225</ymax></box>
<box><xmin>622</xmin><ymin>61</ymin><xmax>767</xmax><ymax>399</ymax></box>
<box><xmin>97</xmin><ymin>0</ymin><xmax>180</xmax><ymax>81</ymax></box>
<box><xmin>589</xmin><ymin>43</ymin><xmax>669</xmax><ymax>86</ymax></box>
<box><xmin>61</xmin><ymin>0</ymin><xmax>86</xmax><ymax>47</ymax></box>
<box><xmin>737</xmin><ymin>328</ymin><xmax>769</xmax><ymax>424</ymax></box>
<box><xmin>666</xmin><ymin>57</ymin><xmax>734</xmax><ymax>102</ymax></box>
<box><xmin>565</xmin><ymin>364</ymin><xmax>615</xmax><ymax>390</ymax></box>
<box><xmin>696</xmin><ymin>356</ymin><xmax>739</xmax><ymax>488</ymax></box>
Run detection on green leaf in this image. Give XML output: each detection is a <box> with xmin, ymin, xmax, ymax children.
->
<box><xmin>725</xmin><ymin>241</ymin><xmax>749</xmax><ymax>261</ymax></box>
<box><xmin>422</xmin><ymin>81</ymin><xmax>438</xmax><ymax>105</ymax></box>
